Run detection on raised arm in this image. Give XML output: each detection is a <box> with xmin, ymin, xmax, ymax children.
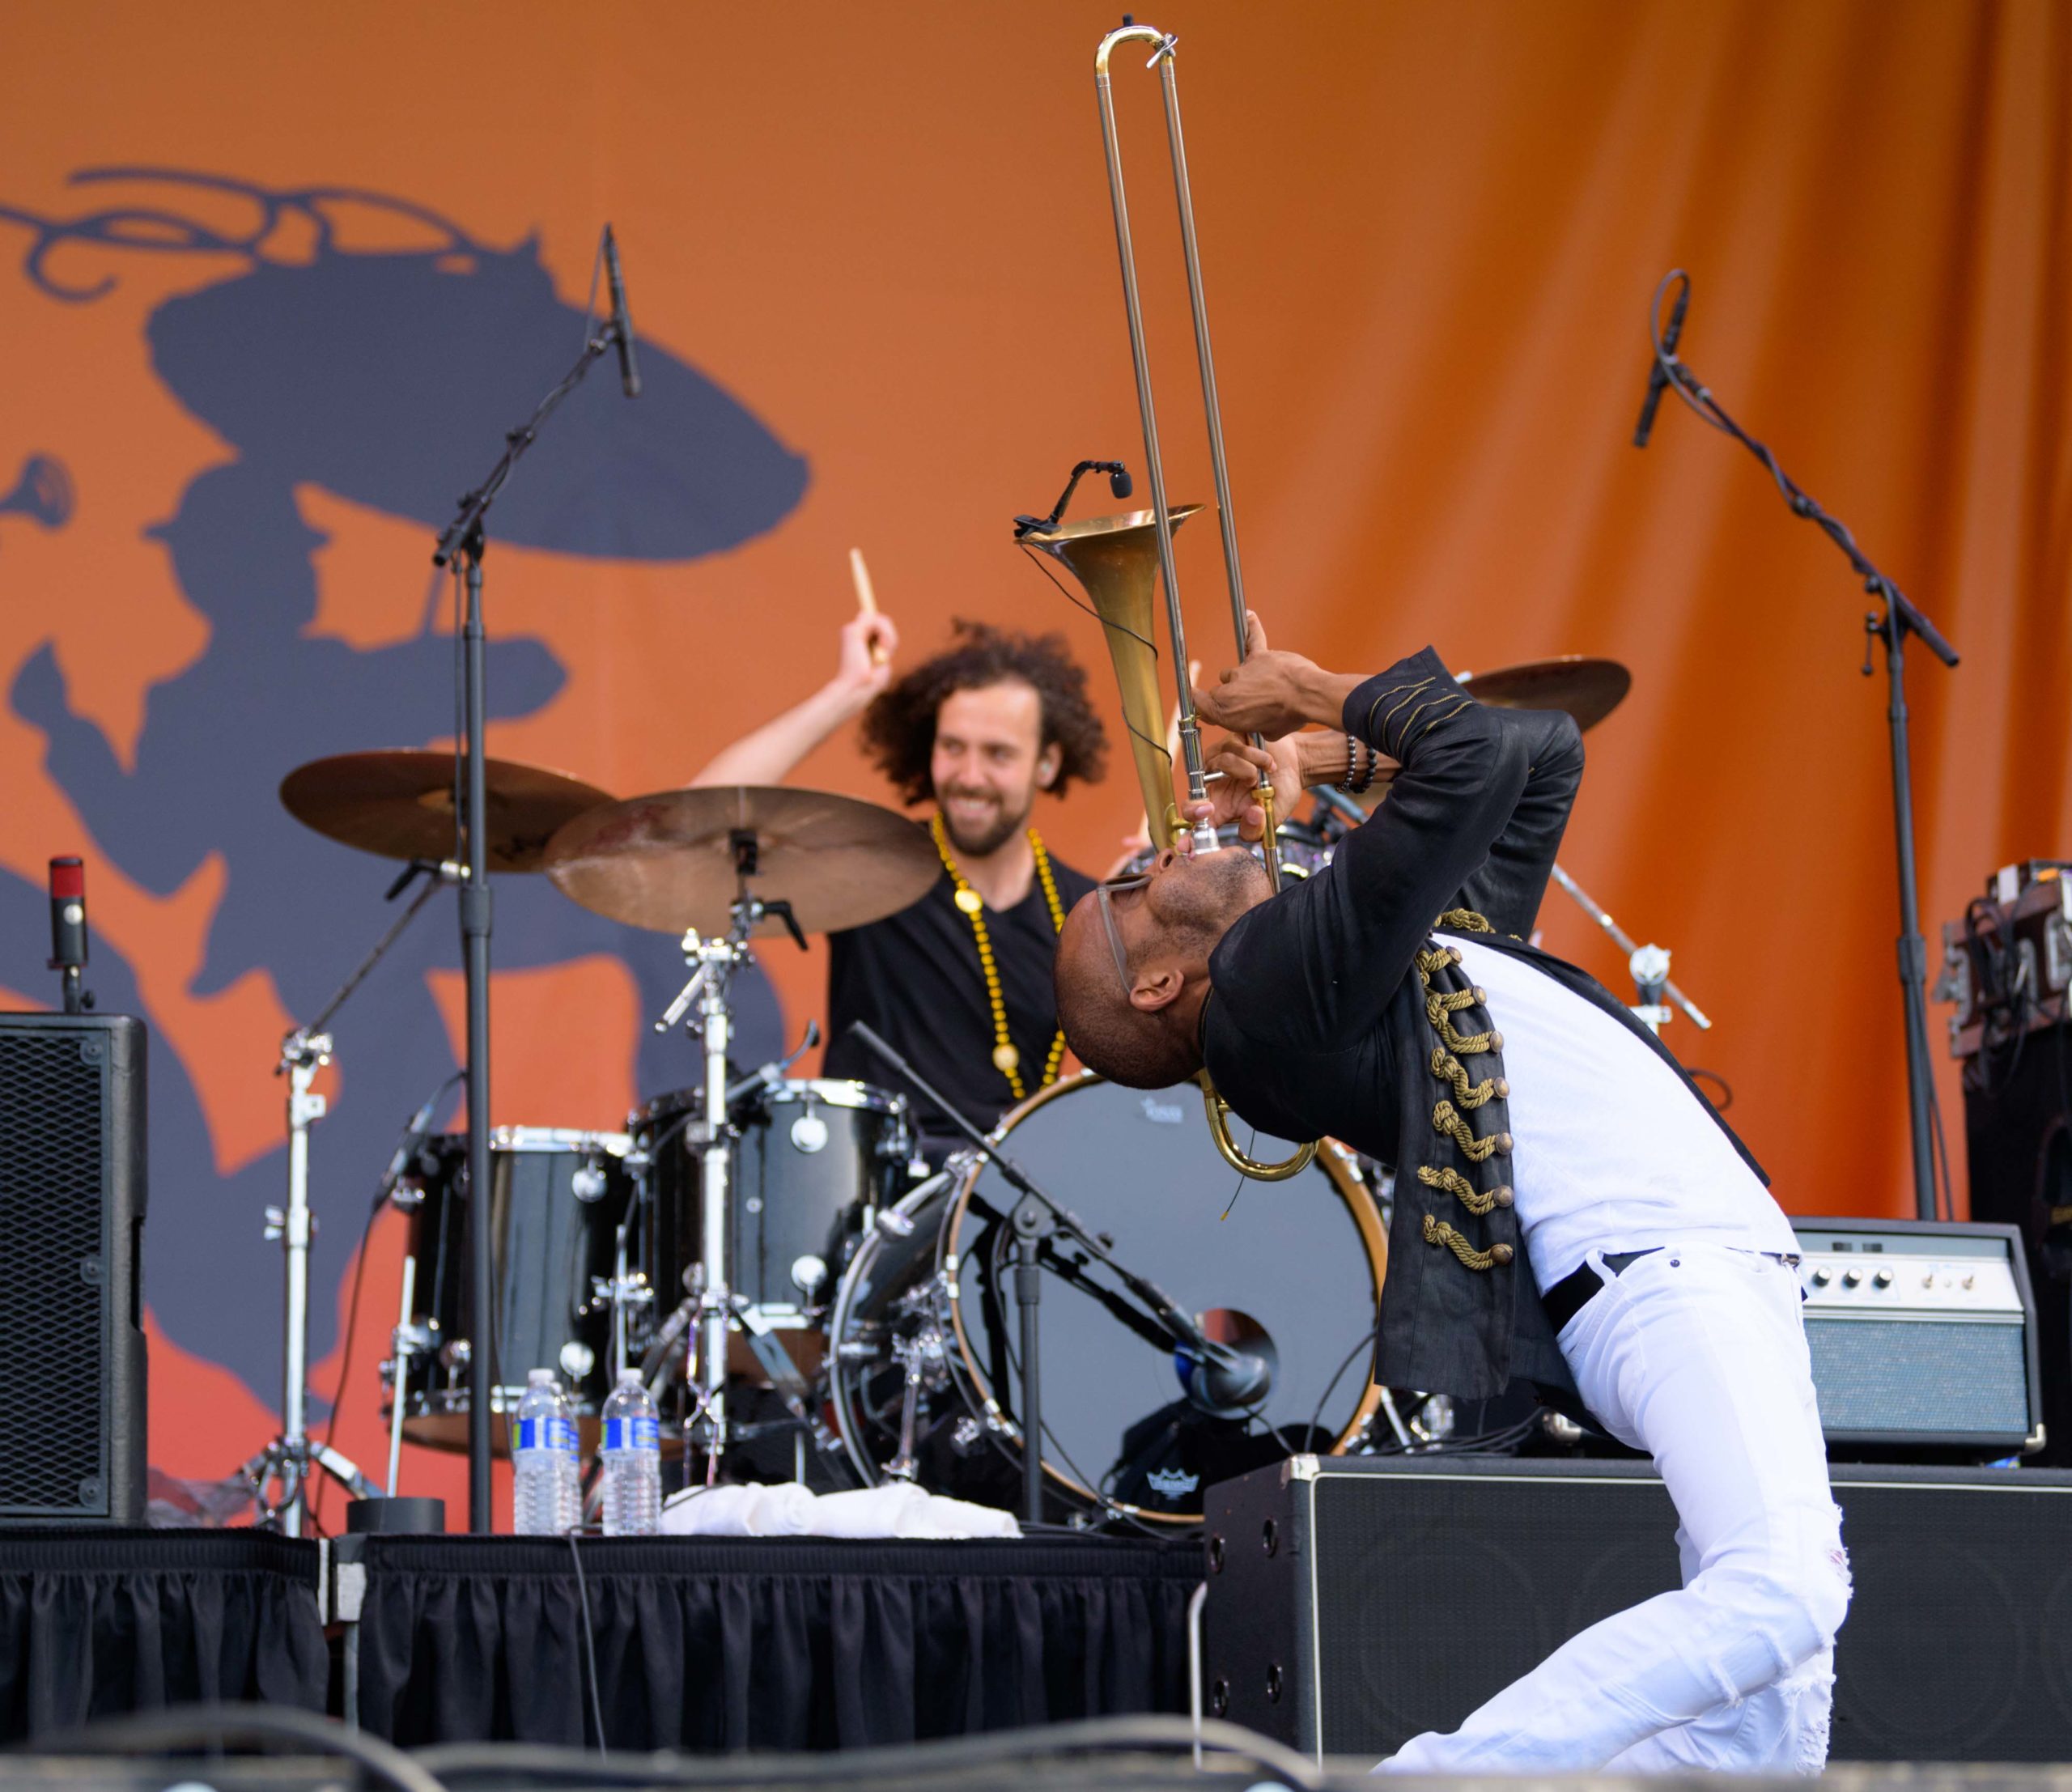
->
<box><xmin>1194</xmin><ymin>621</ymin><xmax>1531</xmax><ymax>1046</ymax></box>
<box><xmin>1450</xmin><ymin>703</ymin><xmax>1583</xmax><ymax>937</ymax></box>
<box><xmin>687</xmin><ymin>611</ymin><xmax>897</xmax><ymax>788</ymax></box>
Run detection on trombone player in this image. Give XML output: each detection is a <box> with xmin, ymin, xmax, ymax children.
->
<box><xmin>1051</xmin><ymin>615</ymin><xmax>1848</xmax><ymax>1774</ymax></box>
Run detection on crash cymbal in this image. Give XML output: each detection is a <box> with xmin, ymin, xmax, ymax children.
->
<box><xmin>1456</xmin><ymin>656</ymin><xmax>1632</xmax><ymax>733</ymax></box>
<box><xmin>280</xmin><ymin>751</ymin><xmax>616</xmax><ymax>873</ymax></box>
<box><xmin>544</xmin><ymin>785</ymin><xmax>940</xmax><ymax>936</ymax></box>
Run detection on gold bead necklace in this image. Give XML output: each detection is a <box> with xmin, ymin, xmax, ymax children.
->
<box><xmin>930</xmin><ymin>810</ymin><xmax>1068</xmax><ymax>1102</ymax></box>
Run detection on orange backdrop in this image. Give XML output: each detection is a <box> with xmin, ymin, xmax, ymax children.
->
<box><xmin>1</xmin><ymin>0</ymin><xmax>2066</xmax><ymax>1519</ymax></box>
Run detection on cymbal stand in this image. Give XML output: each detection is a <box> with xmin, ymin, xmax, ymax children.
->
<box><xmin>648</xmin><ymin>830</ymin><xmax>807</xmax><ymax>1470</ymax></box>
<box><xmin>244</xmin><ymin>862</ymin><xmax>452</xmax><ymax>1533</ymax></box>
<box><xmin>1548</xmin><ymin>864</ymin><xmax>1712</xmax><ymax>1034</ymax></box>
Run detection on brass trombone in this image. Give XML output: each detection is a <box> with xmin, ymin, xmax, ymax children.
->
<box><xmin>1021</xmin><ymin>19</ymin><xmax>1314</xmax><ymax>1181</ymax></box>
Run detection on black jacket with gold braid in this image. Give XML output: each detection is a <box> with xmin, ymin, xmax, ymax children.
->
<box><xmin>1199</xmin><ymin>647</ymin><xmax>1765</xmax><ymax>1403</ymax></box>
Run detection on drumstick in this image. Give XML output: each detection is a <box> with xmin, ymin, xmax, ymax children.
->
<box><xmin>848</xmin><ymin>547</ymin><xmax>887</xmax><ymax>665</ymax></box>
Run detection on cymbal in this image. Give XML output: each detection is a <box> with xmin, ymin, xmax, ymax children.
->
<box><xmin>1457</xmin><ymin>656</ymin><xmax>1632</xmax><ymax>732</ymax></box>
<box><xmin>280</xmin><ymin>751</ymin><xmax>616</xmax><ymax>873</ymax></box>
<box><xmin>544</xmin><ymin>785</ymin><xmax>941</xmax><ymax>936</ymax></box>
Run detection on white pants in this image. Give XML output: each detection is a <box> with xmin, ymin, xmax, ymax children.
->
<box><xmin>1381</xmin><ymin>1244</ymin><xmax>1851</xmax><ymax>1774</ymax></box>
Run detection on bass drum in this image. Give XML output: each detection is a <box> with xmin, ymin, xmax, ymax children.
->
<box><xmin>826</xmin><ymin>1072</ymin><xmax>1386</xmax><ymax>1524</ymax></box>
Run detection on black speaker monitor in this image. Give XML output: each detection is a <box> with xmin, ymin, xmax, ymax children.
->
<box><xmin>0</xmin><ymin>1012</ymin><xmax>146</xmax><ymax>1523</ymax></box>
<box><xmin>1204</xmin><ymin>1454</ymin><xmax>2072</xmax><ymax>1764</ymax></box>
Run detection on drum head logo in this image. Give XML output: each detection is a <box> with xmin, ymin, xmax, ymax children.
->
<box><xmin>1145</xmin><ymin>1466</ymin><xmax>1200</xmax><ymax>1500</ymax></box>
<box><xmin>1138</xmin><ymin>1094</ymin><xmax>1186</xmax><ymax>1125</ymax></box>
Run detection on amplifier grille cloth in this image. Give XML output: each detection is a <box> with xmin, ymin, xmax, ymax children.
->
<box><xmin>1313</xmin><ymin>1473</ymin><xmax>1677</xmax><ymax>1758</ymax></box>
<box><xmin>1805</xmin><ymin>1319</ymin><xmax>2028</xmax><ymax>1437</ymax></box>
<box><xmin>0</xmin><ymin>1031</ymin><xmax>105</xmax><ymax>1511</ymax></box>
<box><xmin>1308</xmin><ymin>1471</ymin><xmax>2072</xmax><ymax>1761</ymax></box>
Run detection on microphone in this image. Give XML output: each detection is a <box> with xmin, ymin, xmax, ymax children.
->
<box><xmin>1013</xmin><ymin>460</ymin><xmax>1135</xmax><ymax>537</ymax></box>
<box><xmin>375</xmin><ymin>1081</ymin><xmax>453</xmax><ymax>1208</ymax></box>
<box><xmin>48</xmin><ymin>856</ymin><xmax>88</xmax><ymax>1014</ymax></box>
<box><xmin>1633</xmin><ymin>274</ymin><xmax>1690</xmax><ymax>449</ymax></box>
<box><xmin>1177</xmin><ymin>1340</ymin><xmax>1273</xmax><ymax>1417</ymax></box>
<box><xmin>601</xmin><ymin>225</ymin><xmax>641</xmax><ymax>400</ymax></box>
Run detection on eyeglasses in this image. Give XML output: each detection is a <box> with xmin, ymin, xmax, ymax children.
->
<box><xmin>1096</xmin><ymin>873</ymin><xmax>1149</xmax><ymax>995</ymax></box>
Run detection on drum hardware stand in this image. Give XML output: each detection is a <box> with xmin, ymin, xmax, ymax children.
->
<box><xmin>432</xmin><ymin>228</ymin><xmax>638</xmax><ymax>1526</ymax></box>
<box><xmin>1629</xmin><ymin>945</ymin><xmax>1673</xmax><ymax>1034</ymax></box>
<box><xmin>1637</xmin><ymin>267</ymin><xmax>1958</xmax><ymax>1220</ymax></box>
<box><xmin>600</xmin><ymin>1221</ymin><xmax>654</xmax><ymax>1383</ymax></box>
<box><xmin>243</xmin><ymin>864</ymin><xmax>461</xmax><ymax>1534</ymax></box>
<box><xmin>1009</xmin><ymin>1200</ymin><xmax>1052</xmax><ymax>1519</ymax></box>
<box><xmin>849</xmin><ymin>1021</ymin><xmax>1266</xmax><ymax>1525</ymax></box>
<box><xmin>1546</xmin><ymin>864</ymin><xmax>1712</xmax><ymax>1034</ymax></box>
<box><xmin>648</xmin><ymin>830</ymin><xmax>808</xmax><ymax>1466</ymax></box>
<box><xmin>383</xmin><ymin>1255</ymin><xmax>424</xmax><ymax>1496</ymax></box>
<box><xmin>884</xmin><ymin>1323</ymin><xmax>950</xmax><ymax>1484</ymax></box>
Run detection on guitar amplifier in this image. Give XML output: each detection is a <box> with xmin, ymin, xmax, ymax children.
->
<box><xmin>1790</xmin><ymin>1217</ymin><xmax>2041</xmax><ymax>1458</ymax></box>
<box><xmin>1202</xmin><ymin>1454</ymin><xmax>2072</xmax><ymax>1764</ymax></box>
<box><xmin>0</xmin><ymin>1012</ymin><xmax>147</xmax><ymax>1523</ymax></box>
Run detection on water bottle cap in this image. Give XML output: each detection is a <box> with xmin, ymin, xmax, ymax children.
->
<box><xmin>618</xmin><ymin>1369</ymin><xmax>642</xmax><ymax>1384</ymax></box>
<box><xmin>527</xmin><ymin>1367</ymin><xmax>554</xmax><ymax>1385</ymax></box>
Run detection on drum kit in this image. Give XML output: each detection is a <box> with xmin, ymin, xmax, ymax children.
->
<box><xmin>236</xmin><ymin>649</ymin><xmax>1701</xmax><ymax>1535</ymax></box>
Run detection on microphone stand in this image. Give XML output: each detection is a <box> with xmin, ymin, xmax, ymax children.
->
<box><xmin>847</xmin><ymin>1021</ymin><xmax>1244</xmax><ymax>1522</ymax></box>
<box><xmin>244</xmin><ymin>861</ymin><xmax>456</xmax><ymax>1533</ymax></box>
<box><xmin>431</xmin><ymin>266</ymin><xmax>631</xmax><ymax>1532</ymax></box>
<box><xmin>1638</xmin><ymin>269</ymin><xmax>1959</xmax><ymax>1221</ymax></box>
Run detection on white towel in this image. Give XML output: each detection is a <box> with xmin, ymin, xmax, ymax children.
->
<box><xmin>660</xmin><ymin>1480</ymin><xmax>1018</xmax><ymax>1539</ymax></box>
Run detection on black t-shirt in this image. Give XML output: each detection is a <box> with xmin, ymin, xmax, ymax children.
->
<box><xmin>822</xmin><ymin>841</ymin><xmax>1097</xmax><ymax>1148</ymax></box>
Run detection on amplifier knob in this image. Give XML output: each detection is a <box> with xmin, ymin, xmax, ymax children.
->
<box><xmin>1811</xmin><ymin>1268</ymin><xmax>1832</xmax><ymax>1288</ymax></box>
<box><xmin>1841</xmin><ymin>1269</ymin><xmax>1862</xmax><ymax>1288</ymax></box>
<box><xmin>1873</xmin><ymin>1269</ymin><xmax>1893</xmax><ymax>1289</ymax></box>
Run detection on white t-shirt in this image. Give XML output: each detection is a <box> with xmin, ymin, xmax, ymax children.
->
<box><xmin>1450</xmin><ymin>937</ymin><xmax>1798</xmax><ymax>1290</ymax></box>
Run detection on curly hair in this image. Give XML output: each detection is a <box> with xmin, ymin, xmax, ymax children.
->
<box><xmin>860</xmin><ymin>619</ymin><xmax>1108</xmax><ymax>805</ymax></box>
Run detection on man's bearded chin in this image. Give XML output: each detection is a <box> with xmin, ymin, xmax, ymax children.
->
<box><xmin>936</xmin><ymin>788</ymin><xmax>1034</xmax><ymax>857</ymax></box>
<box><xmin>1172</xmin><ymin>845</ymin><xmax>1272</xmax><ymax>940</ymax></box>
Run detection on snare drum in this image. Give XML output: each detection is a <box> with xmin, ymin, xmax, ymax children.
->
<box><xmin>633</xmin><ymin>1078</ymin><xmax>915</xmax><ymax>1329</ymax></box>
<box><xmin>1120</xmin><ymin>815</ymin><xmax>1335</xmax><ymax>881</ymax></box>
<box><xmin>387</xmin><ymin>1126</ymin><xmax>639</xmax><ymax>1451</ymax></box>
<box><xmin>826</xmin><ymin>1072</ymin><xmax>1386</xmax><ymax>1522</ymax></box>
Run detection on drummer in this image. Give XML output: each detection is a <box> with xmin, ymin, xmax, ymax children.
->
<box><xmin>690</xmin><ymin>610</ymin><xmax>1108</xmax><ymax>1154</ymax></box>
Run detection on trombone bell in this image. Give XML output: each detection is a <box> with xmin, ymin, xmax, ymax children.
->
<box><xmin>1018</xmin><ymin>504</ymin><xmax>1199</xmax><ymax>852</ymax></box>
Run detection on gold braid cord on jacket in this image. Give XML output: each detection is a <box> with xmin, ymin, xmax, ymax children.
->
<box><xmin>1412</xmin><ymin>924</ymin><xmax>1515</xmax><ymax>1274</ymax></box>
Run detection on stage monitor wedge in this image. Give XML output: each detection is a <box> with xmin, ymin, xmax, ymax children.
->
<box><xmin>0</xmin><ymin>1012</ymin><xmax>146</xmax><ymax>1524</ymax></box>
<box><xmin>1204</xmin><ymin>1454</ymin><xmax>2072</xmax><ymax>1764</ymax></box>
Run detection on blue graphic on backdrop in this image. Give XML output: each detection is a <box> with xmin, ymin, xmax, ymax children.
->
<box><xmin>1</xmin><ymin>172</ymin><xmax>803</xmax><ymax>1412</ymax></box>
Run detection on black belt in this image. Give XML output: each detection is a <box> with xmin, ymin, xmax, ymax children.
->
<box><xmin>1542</xmin><ymin>1246</ymin><xmax>1802</xmax><ymax>1334</ymax></box>
<box><xmin>1540</xmin><ymin>1248</ymin><xmax>1662</xmax><ymax>1335</ymax></box>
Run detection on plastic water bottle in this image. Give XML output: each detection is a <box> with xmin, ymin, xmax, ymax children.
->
<box><xmin>599</xmin><ymin>1369</ymin><xmax>662</xmax><ymax>1536</ymax></box>
<box><xmin>512</xmin><ymin>1369</ymin><xmax>579</xmax><ymax>1535</ymax></box>
<box><xmin>555</xmin><ymin>1388</ymin><xmax>583</xmax><ymax>1535</ymax></box>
